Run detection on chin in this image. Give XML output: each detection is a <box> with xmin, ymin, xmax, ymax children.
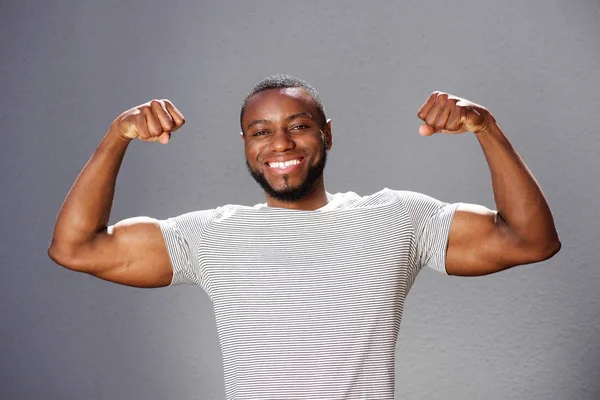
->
<box><xmin>246</xmin><ymin>153</ymin><xmax>327</xmax><ymax>203</ymax></box>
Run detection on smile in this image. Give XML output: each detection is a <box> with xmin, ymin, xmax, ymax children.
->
<box><xmin>267</xmin><ymin>159</ymin><xmax>302</xmax><ymax>169</ymax></box>
<box><xmin>266</xmin><ymin>158</ymin><xmax>304</xmax><ymax>173</ymax></box>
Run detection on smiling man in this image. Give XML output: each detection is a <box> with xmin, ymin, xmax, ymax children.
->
<box><xmin>243</xmin><ymin>84</ymin><xmax>331</xmax><ymax>209</ymax></box>
<box><xmin>49</xmin><ymin>74</ymin><xmax>560</xmax><ymax>399</ymax></box>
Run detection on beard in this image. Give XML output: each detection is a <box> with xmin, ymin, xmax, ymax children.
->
<box><xmin>246</xmin><ymin>151</ymin><xmax>327</xmax><ymax>203</ymax></box>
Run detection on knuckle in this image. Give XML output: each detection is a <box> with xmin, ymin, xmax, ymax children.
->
<box><xmin>136</xmin><ymin>128</ymin><xmax>148</xmax><ymax>139</ymax></box>
<box><xmin>163</xmin><ymin>120</ymin><xmax>175</xmax><ymax>131</ymax></box>
<box><xmin>148</xmin><ymin>125</ymin><xmax>162</xmax><ymax>136</ymax></box>
<box><xmin>447</xmin><ymin>120</ymin><xmax>460</xmax><ymax>131</ymax></box>
<box><xmin>425</xmin><ymin>112</ymin><xmax>436</xmax><ymax>123</ymax></box>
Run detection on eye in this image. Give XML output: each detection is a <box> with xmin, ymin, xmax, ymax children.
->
<box><xmin>290</xmin><ymin>125</ymin><xmax>309</xmax><ymax>131</ymax></box>
<box><xmin>253</xmin><ymin>130</ymin><xmax>269</xmax><ymax>137</ymax></box>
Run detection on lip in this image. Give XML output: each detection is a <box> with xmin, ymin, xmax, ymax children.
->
<box><xmin>264</xmin><ymin>157</ymin><xmax>305</xmax><ymax>174</ymax></box>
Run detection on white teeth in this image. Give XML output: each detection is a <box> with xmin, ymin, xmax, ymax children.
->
<box><xmin>269</xmin><ymin>159</ymin><xmax>300</xmax><ymax>169</ymax></box>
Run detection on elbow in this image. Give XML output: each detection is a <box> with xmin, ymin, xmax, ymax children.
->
<box><xmin>48</xmin><ymin>240</ymin><xmax>85</xmax><ymax>272</ymax></box>
<box><xmin>47</xmin><ymin>240</ymin><xmax>69</xmax><ymax>268</ymax></box>
<box><xmin>529</xmin><ymin>235</ymin><xmax>561</xmax><ymax>263</ymax></box>
<box><xmin>545</xmin><ymin>236</ymin><xmax>562</xmax><ymax>259</ymax></box>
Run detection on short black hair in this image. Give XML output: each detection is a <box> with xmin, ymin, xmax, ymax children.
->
<box><xmin>240</xmin><ymin>74</ymin><xmax>327</xmax><ymax>133</ymax></box>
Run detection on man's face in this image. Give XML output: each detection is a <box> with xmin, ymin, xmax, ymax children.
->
<box><xmin>242</xmin><ymin>88</ymin><xmax>331</xmax><ymax>203</ymax></box>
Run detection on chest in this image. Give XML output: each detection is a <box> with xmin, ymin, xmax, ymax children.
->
<box><xmin>197</xmin><ymin>209</ymin><xmax>417</xmax><ymax>310</ymax></box>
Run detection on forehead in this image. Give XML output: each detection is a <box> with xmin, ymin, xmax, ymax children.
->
<box><xmin>244</xmin><ymin>87</ymin><xmax>318</xmax><ymax>121</ymax></box>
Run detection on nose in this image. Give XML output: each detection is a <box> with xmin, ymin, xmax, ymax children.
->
<box><xmin>269</xmin><ymin>128</ymin><xmax>295</xmax><ymax>152</ymax></box>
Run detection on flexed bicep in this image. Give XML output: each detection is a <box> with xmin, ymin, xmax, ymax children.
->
<box><xmin>445</xmin><ymin>204</ymin><xmax>544</xmax><ymax>276</ymax></box>
<box><xmin>52</xmin><ymin>217</ymin><xmax>173</xmax><ymax>288</ymax></box>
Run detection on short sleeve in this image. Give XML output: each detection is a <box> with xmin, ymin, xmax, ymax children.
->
<box><xmin>158</xmin><ymin>208</ymin><xmax>223</xmax><ymax>287</ymax></box>
<box><xmin>398</xmin><ymin>191</ymin><xmax>460</xmax><ymax>274</ymax></box>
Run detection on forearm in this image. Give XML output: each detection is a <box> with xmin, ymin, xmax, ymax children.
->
<box><xmin>49</xmin><ymin>128</ymin><xmax>131</xmax><ymax>259</ymax></box>
<box><xmin>476</xmin><ymin>121</ymin><xmax>560</xmax><ymax>254</ymax></box>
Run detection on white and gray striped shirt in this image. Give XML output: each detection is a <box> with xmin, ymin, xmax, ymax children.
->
<box><xmin>159</xmin><ymin>188</ymin><xmax>459</xmax><ymax>400</ymax></box>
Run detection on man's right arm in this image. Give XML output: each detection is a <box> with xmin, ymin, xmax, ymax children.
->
<box><xmin>48</xmin><ymin>99</ymin><xmax>185</xmax><ymax>288</ymax></box>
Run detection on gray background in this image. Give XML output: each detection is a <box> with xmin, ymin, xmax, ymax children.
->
<box><xmin>1</xmin><ymin>0</ymin><xmax>598</xmax><ymax>399</ymax></box>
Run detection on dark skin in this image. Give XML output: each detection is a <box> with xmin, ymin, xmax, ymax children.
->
<box><xmin>48</xmin><ymin>100</ymin><xmax>183</xmax><ymax>287</ymax></box>
<box><xmin>242</xmin><ymin>87</ymin><xmax>332</xmax><ymax>210</ymax></box>
<box><xmin>416</xmin><ymin>92</ymin><xmax>560</xmax><ymax>275</ymax></box>
<box><xmin>48</xmin><ymin>90</ymin><xmax>560</xmax><ymax>288</ymax></box>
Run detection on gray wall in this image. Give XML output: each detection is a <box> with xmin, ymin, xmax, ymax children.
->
<box><xmin>1</xmin><ymin>1</ymin><xmax>598</xmax><ymax>399</ymax></box>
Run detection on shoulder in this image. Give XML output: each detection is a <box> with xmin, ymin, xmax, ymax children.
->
<box><xmin>334</xmin><ymin>188</ymin><xmax>436</xmax><ymax>209</ymax></box>
<box><xmin>358</xmin><ymin>189</ymin><xmax>459</xmax><ymax>224</ymax></box>
<box><xmin>377</xmin><ymin>188</ymin><xmax>455</xmax><ymax>209</ymax></box>
<box><xmin>311</xmin><ymin>189</ymin><xmax>428</xmax><ymax>215</ymax></box>
<box><xmin>160</xmin><ymin>203</ymin><xmax>252</xmax><ymax>228</ymax></box>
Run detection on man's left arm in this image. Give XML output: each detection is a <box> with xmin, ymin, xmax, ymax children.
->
<box><xmin>417</xmin><ymin>92</ymin><xmax>561</xmax><ymax>276</ymax></box>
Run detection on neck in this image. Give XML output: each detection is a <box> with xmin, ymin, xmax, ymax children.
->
<box><xmin>265</xmin><ymin>179</ymin><xmax>328</xmax><ymax>210</ymax></box>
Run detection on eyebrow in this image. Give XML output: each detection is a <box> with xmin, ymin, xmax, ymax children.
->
<box><xmin>246</xmin><ymin>112</ymin><xmax>314</xmax><ymax>131</ymax></box>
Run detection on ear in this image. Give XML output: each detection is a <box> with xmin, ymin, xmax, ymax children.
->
<box><xmin>240</xmin><ymin>131</ymin><xmax>245</xmax><ymax>140</ymax></box>
<box><xmin>324</xmin><ymin>119</ymin><xmax>332</xmax><ymax>151</ymax></box>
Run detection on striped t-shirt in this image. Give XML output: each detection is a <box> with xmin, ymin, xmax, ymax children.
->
<box><xmin>159</xmin><ymin>188</ymin><xmax>459</xmax><ymax>400</ymax></box>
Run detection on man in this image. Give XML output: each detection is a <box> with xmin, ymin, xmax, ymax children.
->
<box><xmin>48</xmin><ymin>75</ymin><xmax>560</xmax><ymax>399</ymax></box>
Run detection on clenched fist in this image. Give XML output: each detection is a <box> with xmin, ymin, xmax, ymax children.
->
<box><xmin>417</xmin><ymin>92</ymin><xmax>495</xmax><ymax>136</ymax></box>
<box><xmin>110</xmin><ymin>99</ymin><xmax>185</xmax><ymax>144</ymax></box>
